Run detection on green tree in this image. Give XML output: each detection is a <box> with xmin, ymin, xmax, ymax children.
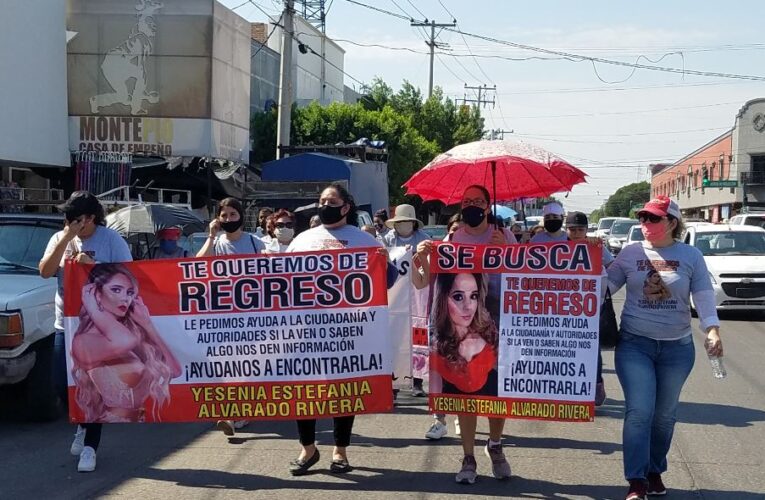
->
<box><xmin>249</xmin><ymin>79</ymin><xmax>485</xmax><ymax>204</ymax></box>
<box><xmin>603</xmin><ymin>181</ymin><xmax>650</xmax><ymax>217</ymax></box>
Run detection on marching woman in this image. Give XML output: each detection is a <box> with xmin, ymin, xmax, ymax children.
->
<box><xmin>262</xmin><ymin>209</ymin><xmax>297</xmax><ymax>254</ymax></box>
<box><xmin>412</xmin><ymin>184</ymin><xmax>516</xmax><ymax>484</ymax></box>
<box><xmin>608</xmin><ymin>196</ymin><xmax>722</xmax><ymax>500</ymax></box>
<box><xmin>286</xmin><ymin>182</ymin><xmax>395</xmax><ymax>476</ymax></box>
<box><xmin>39</xmin><ymin>191</ymin><xmax>133</xmax><ymax>472</ymax></box>
<box><xmin>197</xmin><ymin>197</ymin><xmax>264</xmax><ymax>436</ymax></box>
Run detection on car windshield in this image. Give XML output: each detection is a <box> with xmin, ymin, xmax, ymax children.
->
<box><xmin>744</xmin><ymin>217</ymin><xmax>765</xmax><ymax>229</ymax></box>
<box><xmin>0</xmin><ymin>222</ymin><xmax>59</xmax><ymax>271</ymax></box>
<box><xmin>610</xmin><ymin>220</ymin><xmax>638</xmax><ymax>237</ymax></box>
<box><xmin>694</xmin><ymin>231</ymin><xmax>765</xmax><ymax>256</ymax></box>
<box><xmin>629</xmin><ymin>226</ymin><xmax>645</xmax><ymax>241</ymax></box>
<box><xmin>597</xmin><ymin>218</ymin><xmax>617</xmax><ymax>230</ymax></box>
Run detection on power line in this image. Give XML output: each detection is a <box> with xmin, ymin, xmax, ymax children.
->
<box><xmin>445</xmin><ymin>26</ymin><xmax>765</xmax><ymax>82</ymax></box>
<box><xmin>519</xmin><ymin>126</ymin><xmax>730</xmax><ymax>138</ymax></box>
<box><xmin>251</xmin><ymin>11</ymin><xmax>285</xmax><ymax>59</ymax></box>
<box><xmin>389</xmin><ymin>0</ymin><xmax>415</xmax><ymax>20</ymax></box>
<box><xmin>505</xmin><ymin>101</ymin><xmax>742</xmax><ymax>119</ymax></box>
<box><xmin>249</xmin><ymin>1</ymin><xmax>367</xmax><ymax>88</ymax></box>
<box><xmin>343</xmin><ymin>0</ymin><xmax>410</xmax><ymax>20</ymax></box>
<box><xmin>405</xmin><ymin>0</ymin><xmax>427</xmax><ymax>21</ymax></box>
<box><xmin>436</xmin><ymin>0</ymin><xmax>456</xmax><ymax>20</ymax></box>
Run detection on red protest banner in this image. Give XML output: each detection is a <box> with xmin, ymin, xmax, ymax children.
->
<box><xmin>427</xmin><ymin>241</ymin><xmax>602</xmax><ymax>423</ymax></box>
<box><xmin>63</xmin><ymin>249</ymin><xmax>392</xmax><ymax>423</ymax></box>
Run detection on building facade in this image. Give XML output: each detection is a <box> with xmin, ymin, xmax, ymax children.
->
<box><xmin>650</xmin><ymin>99</ymin><xmax>765</xmax><ymax>222</ymax></box>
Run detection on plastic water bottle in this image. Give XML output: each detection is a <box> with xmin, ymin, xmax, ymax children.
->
<box><xmin>704</xmin><ymin>338</ymin><xmax>726</xmax><ymax>379</ymax></box>
<box><xmin>707</xmin><ymin>354</ymin><xmax>727</xmax><ymax>379</ymax></box>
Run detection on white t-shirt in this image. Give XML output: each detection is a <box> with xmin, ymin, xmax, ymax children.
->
<box><xmin>262</xmin><ymin>235</ymin><xmax>290</xmax><ymax>254</ymax></box>
<box><xmin>43</xmin><ymin>226</ymin><xmax>133</xmax><ymax>330</ymax></box>
<box><xmin>287</xmin><ymin>224</ymin><xmax>382</xmax><ymax>252</ymax></box>
<box><xmin>383</xmin><ymin>228</ymin><xmax>431</xmax><ymax>249</ymax></box>
<box><xmin>212</xmin><ymin>232</ymin><xmax>264</xmax><ymax>256</ymax></box>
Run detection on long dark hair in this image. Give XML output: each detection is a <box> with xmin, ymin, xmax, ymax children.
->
<box><xmin>432</xmin><ymin>272</ymin><xmax>497</xmax><ymax>369</ymax></box>
<box><xmin>218</xmin><ymin>197</ymin><xmax>243</xmax><ymax>218</ymax></box>
<box><xmin>325</xmin><ymin>182</ymin><xmax>358</xmax><ymax>227</ymax></box>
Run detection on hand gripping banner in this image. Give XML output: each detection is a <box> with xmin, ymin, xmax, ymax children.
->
<box><xmin>427</xmin><ymin>241</ymin><xmax>602</xmax><ymax>422</ymax></box>
<box><xmin>63</xmin><ymin>249</ymin><xmax>392</xmax><ymax>423</ymax></box>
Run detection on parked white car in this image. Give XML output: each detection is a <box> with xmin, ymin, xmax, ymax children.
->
<box><xmin>606</xmin><ymin>219</ymin><xmax>638</xmax><ymax>255</ymax></box>
<box><xmin>729</xmin><ymin>213</ymin><xmax>765</xmax><ymax>229</ymax></box>
<box><xmin>0</xmin><ymin>214</ymin><xmax>61</xmax><ymax>419</ymax></box>
<box><xmin>624</xmin><ymin>224</ymin><xmax>645</xmax><ymax>246</ymax></box>
<box><xmin>684</xmin><ymin>224</ymin><xmax>765</xmax><ymax>311</ymax></box>
<box><xmin>595</xmin><ymin>217</ymin><xmax>631</xmax><ymax>239</ymax></box>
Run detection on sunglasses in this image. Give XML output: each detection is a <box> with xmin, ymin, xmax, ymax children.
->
<box><xmin>638</xmin><ymin>214</ymin><xmax>665</xmax><ymax>224</ymax></box>
<box><xmin>275</xmin><ymin>222</ymin><xmax>294</xmax><ymax>229</ymax></box>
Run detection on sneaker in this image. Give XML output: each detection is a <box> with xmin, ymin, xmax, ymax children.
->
<box><xmin>454</xmin><ymin>418</ymin><xmax>461</xmax><ymax>436</ymax></box>
<box><xmin>70</xmin><ymin>426</ymin><xmax>86</xmax><ymax>456</ymax></box>
<box><xmin>425</xmin><ymin>420</ymin><xmax>448</xmax><ymax>440</ymax></box>
<box><xmin>626</xmin><ymin>479</ymin><xmax>648</xmax><ymax>500</ymax></box>
<box><xmin>77</xmin><ymin>446</ymin><xmax>96</xmax><ymax>473</ymax></box>
<box><xmin>595</xmin><ymin>382</ymin><xmax>607</xmax><ymax>406</ymax></box>
<box><xmin>647</xmin><ymin>473</ymin><xmax>666</xmax><ymax>496</ymax></box>
<box><xmin>232</xmin><ymin>420</ymin><xmax>249</xmax><ymax>430</ymax></box>
<box><xmin>455</xmin><ymin>455</ymin><xmax>477</xmax><ymax>484</ymax></box>
<box><xmin>484</xmin><ymin>442</ymin><xmax>511</xmax><ymax>480</ymax></box>
<box><xmin>216</xmin><ymin>420</ymin><xmax>235</xmax><ymax>436</ymax></box>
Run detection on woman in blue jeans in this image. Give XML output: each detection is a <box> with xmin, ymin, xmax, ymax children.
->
<box><xmin>607</xmin><ymin>196</ymin><xmax>723</xmax><ymax>500</ymax></box>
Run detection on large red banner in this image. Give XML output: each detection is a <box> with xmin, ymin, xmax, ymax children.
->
<box><xmin>63</xmin><ymin>249</ymin><xmax>392</xmax><ymax>423</ymax></box>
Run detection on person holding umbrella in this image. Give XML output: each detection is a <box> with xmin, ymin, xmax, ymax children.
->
<box><xmin>413</xmin><ymin>184</ymin><xmax>515</xmax><ymax>484</ymax></box>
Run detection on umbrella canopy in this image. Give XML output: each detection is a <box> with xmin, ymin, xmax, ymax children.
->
<box><xmin>403</xmin><ymin>139</ymin><xmax>587</xmax><ymax>205</ymax></box>
<box><xmin>492</xmin><ymin>204</ymin><xmax>517</xmax><ymax>220</ymax></box>
<box><xmin>106</xmin><ymin>204</ymin><xmax>205</xmax><ymax>240</ymax></box>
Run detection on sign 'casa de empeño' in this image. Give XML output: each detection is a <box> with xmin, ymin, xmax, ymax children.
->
<box><xmin>67</xmin><ymin>0</ymin><xmax>250</xmax><ymax>162</ymax></box>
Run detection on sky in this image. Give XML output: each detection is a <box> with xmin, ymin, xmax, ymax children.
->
<box><xmin>222</xmin><ymin>0</ymin><xmax>765</xmax><ymax>214</ymax></box>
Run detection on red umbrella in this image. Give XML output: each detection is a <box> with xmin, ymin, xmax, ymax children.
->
<box><xmin>404</xmin><ymin>139</ymin><xmax>587</xmax><ymax>205</ymax></box>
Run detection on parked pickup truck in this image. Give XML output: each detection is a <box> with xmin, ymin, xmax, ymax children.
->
<box><xmin>0</xmin><ymin>214</ymin><xmax>62</xmax><ymax>420</ymax></box>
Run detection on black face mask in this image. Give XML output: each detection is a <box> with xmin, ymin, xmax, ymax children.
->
<box><xmin>461</xmin><ymin>206</ymin><xmax>486</xmax><ymax>228</ymax></box>
<box><xmin>319</xmin><ymin>204</ymin><xmax>345</xmax><ymax>225</ymax></box>
<box><xmin>544</xmin><ymin>219</ymin><xmax>563</xmax><ymax>233</ymax></box>
<box><xmin>220</xmin><ymin>219</ymin><xmax>243</xmax><ymax>233</ymax></box>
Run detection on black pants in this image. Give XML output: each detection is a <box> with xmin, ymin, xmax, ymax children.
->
<box><xmin>597</xmin><ymin>350</ymin><xmax>604</xmax><ymax>384</ymax></box>
<box><xmin>81</xmin><ymin>423</ymin><xmax>102</xmax><ymax>451</ymax></box>
<box><xmin>296</xmin><ymin>416</ymin><xmax>354</xmax><ymax>447</ymax></box>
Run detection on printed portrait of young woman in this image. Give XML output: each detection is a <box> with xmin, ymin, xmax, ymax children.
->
<box><xmin>70</xmin><ymin>263</ymin><xmax>182</xmax><ymax>423</ymax></box>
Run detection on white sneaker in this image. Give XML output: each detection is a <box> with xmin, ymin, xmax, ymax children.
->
<box><xmin>454</xmin><ymin>418</ymin><xmax>461</xmax><ymax>436</ymax></box>
<box><xmin>70</xmin><ymin>426</ymin><xmax>86</xmax><ymax>456</ymax></box>
<box><xmin>425</xmin><ymin>420</ymin><xmax>448</xmax><ymax>440</ymax></box>
<box><xmin>77</xmin><ymin>446</ymin><xmax>96</xmax><ymax>472</ymax></box>
<box><xmin>233</xmin><ymin>420</ymin><xmax>249</xmax><ymax>429</ymax></box>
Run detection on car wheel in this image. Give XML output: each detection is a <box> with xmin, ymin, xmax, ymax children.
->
<box><xmin>22</xmin><ymin>335</ymin><xmax>63</xmax><ymax>421</ymax></box>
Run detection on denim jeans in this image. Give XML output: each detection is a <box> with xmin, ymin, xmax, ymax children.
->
<box><xmin>53</xmin><ymin>330</ymin><xmax>68</xmax><ymax>405</ymax></box>
<box><xmin>615</xmin><ymin>331</ymin><xmax>695</xmax><ymax>481</ymax></box>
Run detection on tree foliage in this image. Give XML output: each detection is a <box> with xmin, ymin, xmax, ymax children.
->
<box><xmin>250</xmin><ymin>77</ymin><xmax>485</xmax><ymax>204</ymax></box>
<box><xmin>603</xmin><ymin>181</ymin><xmax>651</xmax><ymax>217</ymax></box>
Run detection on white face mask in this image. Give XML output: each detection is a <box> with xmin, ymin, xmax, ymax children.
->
<box><xmin>395</xmin><ymin>221</ymin><xmax>415</xmax><ymax>237</ymax></box>
<box><xmin>274</xmin><ymin>227</ymin><xmax>294</xmax><ymax>243</ymax></box>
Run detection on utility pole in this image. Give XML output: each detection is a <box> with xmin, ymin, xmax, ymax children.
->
<box><xmin>411</xmin><ymin>19</ymin><xmax>456</xmax><ymax>97</ymax></box>
<box><xmin>276</xmin><ymin>0</ymin><xmax>295</xmax><ymax>159</ymax></box>
<box><xmin>462</xmin><ymin>84</ymin><xmax>496</xmax><ymax>108</ymax></box>
<box><xmin>488</xmin><ymin>128</ymin><xmax>513</xmax><ymax>140</ymax></box>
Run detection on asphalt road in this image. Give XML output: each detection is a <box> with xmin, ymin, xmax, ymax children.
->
<box><xmin>1</xmin><ymin>296</ymin><xmax>763</xmax><ymax>500</ymax></box>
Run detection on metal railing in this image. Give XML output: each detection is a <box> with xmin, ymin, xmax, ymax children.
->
<box><xmin>0</xmin><ymin>187</ymin><xmax>65</xmax><ymax>212</ymax></box>
<box><xmin>97</xmin><ymin>185</ymin><xmax>193</xmax><ymax>209</ymax></box>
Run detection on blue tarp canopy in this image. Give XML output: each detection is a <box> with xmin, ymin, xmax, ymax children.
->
<box><xmin>261</xmin><ymin>153</ymin><xmax>389</xmax><ymax>215</ymax></box>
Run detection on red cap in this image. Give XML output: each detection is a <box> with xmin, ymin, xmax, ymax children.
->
<box><xmin>638</xmin><ymin>196</ymin><xmax>681</xmax><ymax>219</ymax></box>
<box><xmin>156</xmin><ymin>227</ymin><xmax>182</xmax><ymax>240</ymax></box>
